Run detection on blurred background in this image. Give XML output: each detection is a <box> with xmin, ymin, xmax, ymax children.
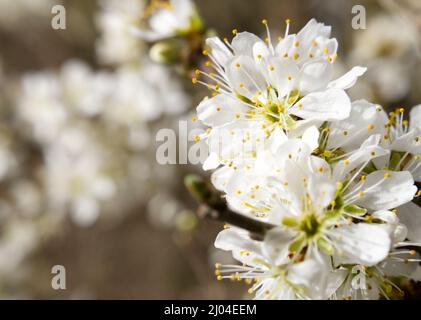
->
<box><xmin>0</xmin><ymin>0</ymin><xmax>420</xmax><ymax>299</ymax></box>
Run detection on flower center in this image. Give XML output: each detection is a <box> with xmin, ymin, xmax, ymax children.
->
<box><xmin>299</xmin><ymin>212</ymin><xmax>321</xmax><ymax>238</ymax></box>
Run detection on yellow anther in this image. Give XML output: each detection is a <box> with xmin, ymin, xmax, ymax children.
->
<box><xmin>268</xmin><ymin>65</ymin><xmax>275</xmax><ymax>71</ymax></box>
<box><xmin>191</xmin><ymin>116</ymin><xmax>197</xmax><ymax>122</ymax></box>
<box><xmin>232</xmin><ymin>28</ymin><xmax>238</xmax><ymax>35</ymax></box>
<box><xmin>238</xmin><ymin>83</ymin><xmax>244</xmax><ymax>88</ymax></box>
<box><xmin>323</xmin><ymin>47</ymin><xmax>329</xmax><ymax>54</ymax></box>
<box><xmin>285</xmin><ymin>18</ymin><xmax>291</xmax><ymax>24</ymax></box>
<box><xmin>367</xmin><ymin>124</ymin><xmax>375</xmax><ymax>130</ymax></box>
<box><xmin>359</xmin><ymin>191</ymin><xmax>365</xmax><ymax>197</ymax></box>
<box><xmin>235</xmin><ymin>63</ymin><xmax>241</xmax><ymax>68</ymax></box>
<box><xmin>343</xmin><ymin>130</ymin><xmax>348</xmax><ymax>136</ymax></box>
<box><xmin>287</xmin><ymin>75</ymin><xmax>292</xmax><ymax>81</ymax></box>
<box><xmin>293</xmin><ymin>53</ymin><xmax>300</xmax><ymax>60</ymax></box>
<box><xmin>256</xmin><ymin>54</ymin><xmax>262</xmax><ymax>59</ymax></box>
<box><xmin>344</xmin><ymin>160</ymin><xmax>350</xmax><ymax>165</ymax></box>
<box><xmin>216</xmin><ymin>275</ymin><xmax>223</xmax><ymax>281</ymax></box>
<box><xmin>216</xmin><ymin>107</ymin><xmax>221</xmax><ymax>111</ymax></box>
<box><xmin>384</xmin><ymin>172</ymin><xmax>391</xmax><ymax>178</ymax></box>
<box><xmin>192</xmin><ymin>77</ymin><xmax>198</xmax><ymax>84</ymax></box>
<box><xmin>202</xmin><ymin>50</ymin><xmax>208</xmax><ymax>56</ymax></box>
<box><xmin>262</xmin><ymin>19</ymin><xmax>268</xmax><ymax>25</ymax></box>
<box><xmin>360</xmin><ymin>175</ymin><xmax>366</xmax><ymax>181</ymax></box>
<box><xmin>294</xmin><ymin>41</ymin><xmax>300</xmax><ymax>47</ymax></box>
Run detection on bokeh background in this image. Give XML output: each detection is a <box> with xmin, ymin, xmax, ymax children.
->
<box><xmin>0</xmin><ymin>0</ymin><xmax>420</xmax><ymax>299</ymax></box>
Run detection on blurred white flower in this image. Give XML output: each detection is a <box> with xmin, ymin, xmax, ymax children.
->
<box><xmin>134</xmin><ymin>0</ymin><xmax>201</xmax><ymax>41</ymax></box>
<box><xmin>43</xmin><ymin>127</ymin><xmax>116</xmax><ymax>226</ymax></box>
<box><xmin>18</xmin><ymin>71</ymin><xmax>68</xmax><ymax>145</ymax></box>
<box><xmin>0</xmin><ymin>221</ymin><xmax>39</xmax><ymax>277</ymax></box>
<box><xmin>349</xmin><ymin>14</ymin><xmax>420</xmax><ymax>103</ymax></box>
<box><xmin>96</xmin><ymin>0</ymin><xmax>145</xmax><ymax>65</ymax></box>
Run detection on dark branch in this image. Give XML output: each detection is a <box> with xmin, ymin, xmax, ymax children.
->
<box><xmin>185</xmin><ymin>174</ymin><xmax>276</xmax><ymax>240</ymax></box>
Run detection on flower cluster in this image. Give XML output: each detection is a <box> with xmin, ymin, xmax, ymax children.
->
<box><xmin>194</xmin><ymin>19</ymin><xmax>421</xmax><ymax>299</ymax></box>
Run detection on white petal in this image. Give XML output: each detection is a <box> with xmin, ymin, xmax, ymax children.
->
<box><xmin>327</xmin><ymin>100</ymin><xmax>388</xmax><ymax>151</ymax></box>
<box><xmin>410</xmin><ymin>104</ymin><xmax>421</xmax><ymax>129</ymax></box>
<box><xmin>300</xmin><ymin>59</ymin><xmax>333</xmax><ymax>93</ymax></box>
<box><xmin>382</xmin><ymin>252</ymin><xmax>419</xmax><ymax>277</ymax></box>
<box><xmin>302</xmin><ymin>126</ymin><xmax>320</xmax><ymax>151</ymax></box>
<box><xmin>206</xmin><ymin>37</ymin><xmax>233</xmax><ymax>66</ymax></box>
<box><xmin>391</xmin><ymin>127</ymin><xmax>421</xmax><ymax>154</ymax></box>
<box><xmin>231</xmin><ymin>32</ymin><xmax>264</xmax><ymax>57</ymax></box>
<box><xmin>287</xmin><ymin>249</ymin><xmax>331</xmax><ymax>299</ymax></box>
<box><xmin>333</xmin><ymin>134</ymin><xmax>389</xmax><ymax>181</ymax></box>
<box><xmin>214</xmin><ymin>228</ymin><xmax>264</xmax><ymax>266</ymax></box>
<box><xmin>275</xmin><ymin>34</ymin><xmax>296</xmax><ymax>57</ymax></box>
<box><xmin>328</xmin><ymin>66</ymin><xmax>367</xmax><ymax>90</ymax></box>
<box><xmin>226</xmin><ymin>56</ymin><xmax>267</xmax><ymax>99</ymax></box>
<box><xmin>215</xmin><ymin>228</ymin><xmax>261</xmax><ymax>254</ymax></box>
<box><xmin>297</xmin><ymin>19</ymin><xmax>331</xmax><ymax>41</ymax></box>
<box><xmin>211</xmin><ymin>166</ymin><xmax>235</xmax><ymax>191</ymax></box>
<box><xmin>263</xmin><ymin>228</ymin><xmax>294</xmax><ymax>265</ymax></box>
<box><xmin>354</xmin><ymin>170</ymin><xmax>416</xmax><ymax>211</ymax></box>
<box><xmin>203</xmin><ymin>152</ymin><xmax>220</xmax><ymax>171</ymax></box>
<box><xmin>397</xmin><ymin>201</ymin><xmax>421</xmax><ymax>242</ymax></box>
<box><xmin>252</xmin><ymin>41</ymin><xmax>271</xmax><ymax>62</ymax></box>
<box><xmin>290</xmin><ymin>88</ymin><xmax>351</xmax><ymax>121</ymax></box>
<box><xmin>266</xmin><ymin>58</ymin><xmax>300</xmax><ymax>97</ymax></box>
<box><xmin>196</xmin><ymin>94</ymin><xmax>249</xmax><ymax>126</ymax></box>
<box><xmin>330</xmin><ymin>223</ymin><xmax>391</xmax><ymax>266</ymax></box>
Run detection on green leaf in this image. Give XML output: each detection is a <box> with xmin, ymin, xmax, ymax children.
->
<box><xmin>343</xmin><ymin>204</ymin><xmax>367</xmax><ymax>216</ymax></box>
<box><xmin>282</xmin><ymin>216</ymin><xmax>298</xmax><ymax>228</ymax></box>
<box><xmin>317</xmin><ymin>238</ymin><xmax>334</xmax><ymax>256</ymax></box>
<box><xmin>389</xmin><ymin>151</ymin><xmax>402</xmax><ymax>170</ymax></box>
<box><xmin>288</xmin><ymin>235</ymin><xmax>306</xmax><ymax>253</ymax></box>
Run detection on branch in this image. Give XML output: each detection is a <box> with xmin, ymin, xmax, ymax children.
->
<box><xmin>184</xmin><ymin>174</ymin><xmax>276</xmax><ymax>240</ymax></box>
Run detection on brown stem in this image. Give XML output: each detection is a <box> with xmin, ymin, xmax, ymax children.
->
<box><xmin>185</xmin><ymin>174</ymin><xmax>276</xmax><ymax>240</ymax></box>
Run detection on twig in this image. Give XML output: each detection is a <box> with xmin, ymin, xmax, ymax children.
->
<box><xmin>185</xmin><ymin>174</ymin><xmax>276</xmax><ymax>240</ymax></box>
